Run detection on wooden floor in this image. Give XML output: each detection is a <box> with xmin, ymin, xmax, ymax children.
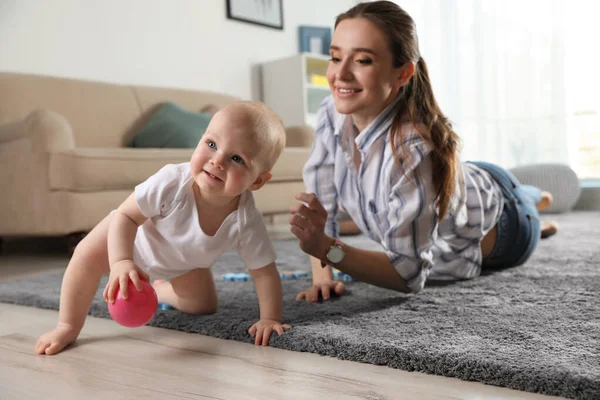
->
<box><xmin>0</xmin><ymin>236</ymin><xmax>562</xmax><ymax>400</ymax></box>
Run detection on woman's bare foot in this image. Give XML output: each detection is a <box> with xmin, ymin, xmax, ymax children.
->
<box><xmin>35</xmin><ymin>322</ymin><xmax>80</xmax><ymax>355</ymax></box>
<box><xmin>536</xmin><ymin>191</ymin><xmax>553</xmax><ymax>211</ymax></box>
<box><xmin>534</xmin><ymin>191</ymin><xmax>558</xmax><ymax>238</ymax></box>
<box><xmin>541</xmin><ymin>220</ymin><xmax>559</xmax><ymax>239</ymax></box>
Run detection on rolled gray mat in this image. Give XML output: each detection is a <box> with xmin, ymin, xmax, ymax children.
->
<box><xmin>509</xmin><ymin>163</ymin><xmax>581</xmax><ymax>214</ymax></box>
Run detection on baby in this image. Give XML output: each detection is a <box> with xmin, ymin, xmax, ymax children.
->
<box><xmin>36</xmin><ymin>101</ymin><xmax>290</xmax><ymax>355</ymax></box>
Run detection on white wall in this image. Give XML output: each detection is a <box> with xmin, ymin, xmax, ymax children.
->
<box><xmin>0</xmin><ymin>0</ymin><xmax>356</xmax><ymax>100</ymax></box>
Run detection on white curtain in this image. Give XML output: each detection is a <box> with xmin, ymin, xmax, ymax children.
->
<box><xmin>396</xmin><ymin>0</ymin><xmax>568</xmax><ymax>168</ymax></box>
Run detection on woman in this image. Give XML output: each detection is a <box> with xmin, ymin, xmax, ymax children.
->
<box><xmin>289</xmin><ymin>1</ymin><xmax>558</xmax><ymax>302</ymax></box>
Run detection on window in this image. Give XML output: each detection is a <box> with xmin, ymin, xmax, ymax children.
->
<box><xmin>397</xmin><ymin>0</ymin><xmax>600</xmax><ymax>180</ymax></box>
<box><xmin>566</xmin><ymin>2</ymin><xmax>600</xmax><ymax>179</ymax></box>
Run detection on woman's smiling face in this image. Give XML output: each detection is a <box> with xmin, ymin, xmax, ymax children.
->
<box><xmin>327</xmin><ymin>17</ymin><xmax>404</xmax><ymax>129</ymax></box>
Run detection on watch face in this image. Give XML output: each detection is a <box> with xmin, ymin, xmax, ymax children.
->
<box><xmin>327</xmin><ymin>246</ymin><xmax>344</xmax><ymax>263</ymax></box>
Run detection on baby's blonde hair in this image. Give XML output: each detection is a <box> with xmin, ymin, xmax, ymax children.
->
<box><xmin>231</xmin><ymin>101</ymin><xmax>286</xmax><ymax>171</ymax></box>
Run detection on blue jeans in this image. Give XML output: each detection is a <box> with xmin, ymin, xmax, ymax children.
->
<box><xmin>469</xmin><ymin>162</ymin><xmax>542</xmax><ymax>269</ymax></box>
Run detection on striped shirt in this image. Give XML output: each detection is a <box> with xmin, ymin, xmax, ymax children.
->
<box><xmin>303</xmin><ymin>96</ymin><xmax>504</xmax><ymax>293</ymax></box>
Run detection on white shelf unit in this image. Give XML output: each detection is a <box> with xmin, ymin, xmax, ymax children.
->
<box><xmin>262</xmin><ymin>53</ymin><xmax>331</xmax><ymax>128</ymax></box>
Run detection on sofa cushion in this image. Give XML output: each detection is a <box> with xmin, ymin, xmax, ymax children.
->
<box><xmin>49</xmin><ymin>147</ymin><xmax>311</xmax><ymax>192</ymax></box>
<box><xmin>50</xmin><ymin>148</ymin><xmax>192</xmax><ymax>192</ymax></box>
<box><xmin>128</xmin><ymin>102</ymin><xmax>212</xmax><ymax>148</ymax></box>
<box><xmin>0</xmin><ymin>72</ymin><xmax>141</xmax><ymax>148</ymax></box>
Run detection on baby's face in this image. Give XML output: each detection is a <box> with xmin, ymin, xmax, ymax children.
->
<box><xmin>190</xmin><ymin>106</ymin><xmax>269</xmax><ymax>199</ymax></box>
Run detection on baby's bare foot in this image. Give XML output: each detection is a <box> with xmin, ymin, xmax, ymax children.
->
<box><xmin>35</xmin><ymin>322</ymin><xmax>79</xmax><ymax>355</ymax></box>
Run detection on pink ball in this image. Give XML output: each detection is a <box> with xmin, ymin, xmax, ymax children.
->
<box><xmin>107</xmin><ymin>280</ymin><xmax>158</xmax><ymax>328</ymax></box>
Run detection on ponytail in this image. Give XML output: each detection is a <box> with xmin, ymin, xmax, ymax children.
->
<box><xmin>390</xmin><ymin>57</ymin><xmax>461</xmax><ymax>221</ymax></box>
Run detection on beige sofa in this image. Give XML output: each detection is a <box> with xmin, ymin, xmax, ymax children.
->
<box><xmin>0</xmin><ymin>72</ymin><xmax>314</xmax><ymax>245</ymax></box>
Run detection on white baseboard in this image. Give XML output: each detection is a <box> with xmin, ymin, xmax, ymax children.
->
<box><xmin>573</xmin><ymin>182</ymin><xmax>600</xmax><ymax>211</ymax></box>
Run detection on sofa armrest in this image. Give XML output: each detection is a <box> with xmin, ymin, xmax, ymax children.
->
<box><xmin>0</xmin><ymin>109</ymin><xmax>75</xmax><ymax>152</ymax></box>
<box><xmin>0</xmin><ymin>109</ymin><xmax>75</xmax><ymax>235</ymax></box>
<box><xmin>284</xmin><ymin>124</ymin><xmax>315</xmax><ymax>148</ymax></box>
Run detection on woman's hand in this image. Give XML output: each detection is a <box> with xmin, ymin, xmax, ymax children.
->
<box><xmin>289</xmin><ymin>193</ymin><xmax>331</xmax><ymax>259</ymax></box>
<box><xmin>103</xmin><ymin>260</ymin><xmax>149</xmax><ymax>303</ymax></box>
<box><xmin>248</xmin><ymin>319</ymin><xmax>291</xmax><ymax>346</ymax></box>
<box><xmin>296</xmin><ymin>280</ymin><xmax>346</xmax><ymax>303</ymax></box>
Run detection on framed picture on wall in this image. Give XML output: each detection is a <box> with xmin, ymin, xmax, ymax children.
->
<box><xmin>299</xmin><ymin>26</ymin><xmax>331</xmax><ymax>55</ymax></box>
<box><xmin>226</xmin><ymin>0</ymin><xmax>284</xmax><ymax>30</ymax></box>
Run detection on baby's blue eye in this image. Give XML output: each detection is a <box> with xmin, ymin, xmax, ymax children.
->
<box><xmin>232</xmin><ymin>155</ymin><xmax>244</xmax><ymax>164</ymax></box>
<box><xmin>207</xmin><ymin>141</ymin><xmax>216</xmax><ymax>148</ymax></box>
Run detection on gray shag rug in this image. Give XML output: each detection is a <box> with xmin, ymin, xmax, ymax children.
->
<box><xmin>1</xmin><ymin>211</ymin><xmax>598</xmax><ymax>399</ymax></box>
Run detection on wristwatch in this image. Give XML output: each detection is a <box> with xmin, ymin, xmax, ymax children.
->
<box><xmin>321</xmin><ymin>238</ymin><xmax>345</xmax><ymax>268</ymax></box>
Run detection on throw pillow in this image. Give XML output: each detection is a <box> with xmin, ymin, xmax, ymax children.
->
<box><xmin>128</xmin><ymin>102</ymin><xmax>212</xmax><ymax>148</ymax></box>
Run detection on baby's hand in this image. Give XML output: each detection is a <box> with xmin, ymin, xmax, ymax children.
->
<box><xmin>248</xmin><ymin>319</ymin><xmax>291</xmax><ymax>346</ymax></box>
<box><xmin>103</xmin><ymin>260</ymin><xmax>149</xmax><ymax>303</ymax></box>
